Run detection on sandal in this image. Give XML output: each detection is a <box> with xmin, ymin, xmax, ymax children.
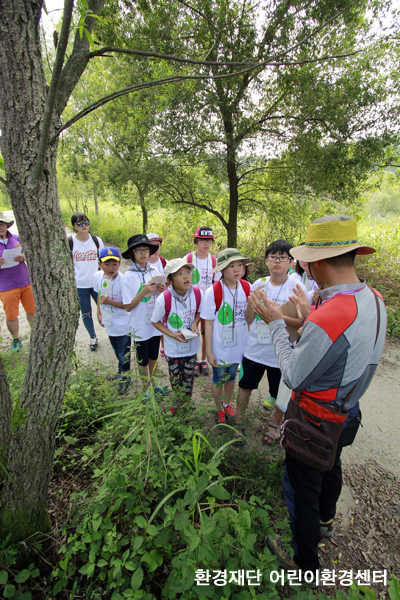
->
<box><xmin>194</xmin><ymin>362</ymin><xmax>200</xmax><ymax>377</ymax></box>
<box><xmin>262</xmin><ymin>422</ymin><xmax>280</xmax><ymax>446</ymax></box>
<box><xmin>232</xmin><ymin>429</ymin><xmax>245</xmax><ymax>447</ymax></box>
<box><xmin>199</xmin><ymin>361</ymin><xmax>210</xmax><ymax>375</ymax></box>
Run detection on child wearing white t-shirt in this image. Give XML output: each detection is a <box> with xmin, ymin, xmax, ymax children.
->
<box><xmin>185</xmin><ymin>226</ymin><xmax>221</xmax><ymax>376</ymax></box>
<box><xmin>152</xmin><ymin>258</ymin><xmax>202</xmax><ymax>413</ymax></box>
<box><xmin>237</xmin><ymin>240</ymin><xmax>309</xmax><ymax>446</ymax></box>
<box><xmin>122</xmin><ymin>235</ymin><xmax>166</xmax><ymax>391</ymax></box>
<box><xmin>201</xmin><ymin>248</ymin><xmax>251</xmax><ymax>433</ymax></box>
<box><xmin>293</xmin><ymin>248</ymin><xmax>320</xmax><ymax>305</ymax></box>
<box><xmin>94</xmin><ymin>247</ymin><xmax>131</xmax><ymax>395</ymax></box>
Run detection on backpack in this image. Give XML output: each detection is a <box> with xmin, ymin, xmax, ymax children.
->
<box><xmin>160</xmin><ymin>256</ymin><xmax>167</xmax><ymax>269</ymax></box>
<box><xmin>212</xmin><ymin>279</ymin><xmax>251</xmax><ymax>312</ymax></box>
<box><xmin>163</xmin><ymin>285</ymin><xmax>202</xmax><ymax>326</ymax></box>
<box><xmin>187</xmin><ymin>252</ymin><xmax>217</xmax><ymax>270</ymax></box>
<box><xmin>68</xmin><ymin>234</ymin><xmax>100</xmax><ymax>259</ymax></box>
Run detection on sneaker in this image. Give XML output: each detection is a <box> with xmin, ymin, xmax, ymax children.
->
<box><xmin>11</xmin><ymin>338</ymin><xmax>22</xmax><ymax>352</ymax></box>
<box><xmin>170</xmin><ymin>401</ymin><xmax>182</xmax><ymax>415</ymax></box>
<box><xmin>320</xmin><ymin>518</ymin><xmax>335</xmax><ymax>538</ymax></box>
<box><xmin>215</xmin><ymin>409</ymin><xmax>228</xmax><ymax>431</ymax></box>
<box><xmin>223</xmin><ymin>403</ymin><xmax>236</xmax><ymax>424</ymax></box>
<box><xmin>89</xmin><ymin>337</ymin><xmax>98</xmax><ymax>351</ymax></box>
<box><xmin>263</xmin><ymin>395</ymin><xmax>276</xmax><ymax>410</ymax></box>
<box><xmin>118</xmin><ymin>376</ymin><xmax>132</xmax><ymax>395</ymax></box>
<box><xmin>264</xmin><ymin>534</ymin><xmax>297</xmax><ymax>570</ymax></box>
<box><xmin>154</xmin><ymin>385</ymin><xmax>170</xmax><ymax>396</ymax></box>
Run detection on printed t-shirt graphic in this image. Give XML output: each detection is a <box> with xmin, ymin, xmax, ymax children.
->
<box><xmin>200</xmin><ymin>281</ymin><xmax>248</xmax><ymax>365</ymax></box>
<box><xmin>185</xmin><ymin>253</ymin><xmax>221</xmax><ymax>292</ymax></box>
<box><xmin>94</xmin><ymin>271</ymin><xmax>130</xmax><ymax>337</ymax></box>
<box><xmin>152</xmin><ymin>288</ymin><xmax>203</xmax><ymax>358</ymax></box>
<box><xmin>244</xmin><ymin>274</ymin><xmax>309</xmax><ymax>368</ymax></box>
<box><xmin>122</xmin><ymin>266</ymin><xmax>162</xmax><ymax>341</ymax></box>
<box><xmin>71</xmin><ymin>235</ymin><xmax>104</xmax><ymax>288</ymax></box>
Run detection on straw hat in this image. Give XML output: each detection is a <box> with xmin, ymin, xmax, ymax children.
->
<box><xmin>290</xmin><ymin>215</ymin><xmax>375</xmax><ymax>262</ymax></box>
<box><xmin>212</xmin><ymin>248</ymin><xmax>252</xmax><ymax>273</ymax></box>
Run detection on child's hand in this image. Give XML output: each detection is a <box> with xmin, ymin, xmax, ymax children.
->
<box><xmin>207</xmin><ymin>352</ymin><xmax>218</xmax><ymax>367</ymax></box>
<box><xmin>312</xmin><ymin>290</ymin><xmax>320</xmax><ymax>304</ymax></box>
<box><xmin>142</xmin><ymin>282</ymin><xmax>156</xmax><ymax>295</ymax></box>
<box><xmin>155</xmin><ymin>282</ymin><xmax>167</xmax><ymax>293</ymax></box>
<box><xmin>99</xmin><ymin>294</ymin><xmax>109</xmax><ymax>305</ymax></box>
<box><xmin>170</xmin><ymin>331</ymin><xmax>187</xmax><ymax>342</ymax></box>
<box><xmin>191</xmin><ymin>322</ymin><xmax>199</xmax><ymax>334</ymax></box>
<box><xmin>97</xmin><ymin>314</ymin><xmax>105</xmax><ymax>328</ymax></box>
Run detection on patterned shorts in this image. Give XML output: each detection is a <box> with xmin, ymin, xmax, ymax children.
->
<box><xmin>166</xmin><ymin>354</ymin><xmax>197</xmax><ymax>396</ymax></box>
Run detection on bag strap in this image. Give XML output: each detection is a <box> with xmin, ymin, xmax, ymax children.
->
<box><xmin>240</xmin><ymin>279</ymin><xmax>251</xmax><ymax>299</ymax></box>
<box><xmin>160</xmin><ymin>256</ymin><xmax>167</xmax><ymax>269</ymax></box>
<box><xmin>163</xmin><ymin>289</ymin><xmax>172</xmax><ymax>325</ymax></box>
<box><xmin>187</xmin><ymin>252</ymin><xmax>192</xmax><ymax>264</ymax></box>
<box><xmin>213</xmin><ymin>280</ymin><xmax>223</xmax><ymax>312</ymax></box>
<box><xmin>193</xmin><ymin>285</ymin><xmax>201</xmax><ymax>312</ymax></box>
<box><xmin>68</xmin><ymin>235</ymin><xmax>73</xmax><ymax>253</ymax></box>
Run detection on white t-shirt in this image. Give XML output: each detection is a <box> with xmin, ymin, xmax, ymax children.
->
<box><xmin>244</xmin><ymin>274</ymin><xmax>309</xmax><ymax>368</ymax></box>
<box><xmin>185</xmin><ymin>252</ymin><xmax>221</xmax><ymax>293</ymax></box>
<box><xmin>151</xmin><ymin>288</ymin><xmax>202</xmax><ymax>358</ymax></box>
<box><xmin>72</xmin><ymin>235</ymin><xmax>104</xmax><ymax>288</ymax></box>
<box><xmin>149</xmin><ymin>257</ymin><xmax>167</xmax><ymax>274</ymax></box>
<box><xmin>122</xmin><ymin>265</ymin><xmax>162</xmax><ymax>341</ymax></box>
<box><xmin>93</xmin><ymin>271</ymin><xmax>130</xmax><ymax>337</ymax></box>
<box><xmin>200</xmin><ymin>281</ymin><xmax>248</xmax><ymax>365</ymax></box>
<box><xmin>291</xmin><ymin>272</ymin><xmax>319</xmax><ymax>305</ymax></box>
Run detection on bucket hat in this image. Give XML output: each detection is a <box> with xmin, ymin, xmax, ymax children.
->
<box><xmin>0</xmin><ymin>212</ymin><xmax>14</xmax><ymax>228</ymax></box>
<box><xmin>213</xmin><ymin>248</ymin><xmax>251</xmax><ymax>273</ymax></box>
<box><xmin>290</xmin><ymin>215</ymin><xmax>375</xmax><ymax>262</ymax></box>
<box><xmin>165</xmin><ymin>258</ymin><xmax>195</xmax><ymax>277</ymax></box>
<box><xmin>122</xmin><ymin>234</ymin><xmax>159</xmax><ymax>259</ymax></box>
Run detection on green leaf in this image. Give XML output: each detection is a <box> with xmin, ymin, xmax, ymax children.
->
<box><xmin>17</xmin><ymin>593</ymin><xmax>32</xmax><ymax>600</ymax></box>
<box><xmin>83</xmin><ymin>28</ymin><xmax>94</xmax><ymax>47</ymax></box>
<box><xmin>132</xmin><ymin>536</ymin><xmax>143</xmax><ymax>551</ymax></box>
<box><xmin>4</xmin><ymin>584</ymin><xmax>16</xmax><ymax>598</ymax></box>
<box><xmin>0</xmin><ymin>156</ymin><xmax>5</xmax><ymax>172</ymax></box>
<box><xmin>0</xmin><ymin>571</ymin><xmax>8</xmax><ymax>584</ymax></box>
<box><xmin>207</xmin><ymin>484</ymin><xmax>230</xmax><ymax>500</ymax></box>
<box><xmin>79</xmin><ymin>563</ymin><xmax>95</xmax><ymax>577</ymax></box>
<box><xmin>14</xmin><ymin>569</ymin><xmax>31</xmax><ymax>583</ymax></box>
<box><xmin>130</xmin><ymin>566</ymin><xmax>144</xmax><ymax>591</ymax></box>
<box><xmin>389</xmin><ymin>577</ymin><xmax>400</xmax><ymax>600</ymax></box>
<box><xmin>63</xmin><ymin>435</ymin><xmax>76</xmax><ymax>445</ymax></box>
<box><xmin>92</xmin><ymin>515</ymin><xmax>102</xmax><ymax>531</ymax></box>
<box><xmin>97</xmin><ymin>559</ymin><xmax>108</xmax><ymax>568</ymax></box>
<box><xmin>135</xmin><ymin>515</ymin><xmax>147</xmax><ymax>528</ymax></box>
<box><xmin>141</xmin><ymin>549</ymin><xmax>163</xmax><ymax>572</ymax></box>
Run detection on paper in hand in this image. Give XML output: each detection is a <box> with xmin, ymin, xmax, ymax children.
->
<box><xmin>180</xmin><ymin>328</ymin><xmax>199</xmax><ymax>341</ymax></box>
<box><xmin>1</xmin><ymin>247</ymin><xmax>22</xmax><ymax>269</ymax></box>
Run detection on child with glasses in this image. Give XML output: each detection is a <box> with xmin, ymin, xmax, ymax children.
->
<box><xmin>70</xmin><ymin>213</ymin><xmax>104</xmax><ymax>351</ymax></box>
<box><xmin>237</xmin><ymin>240</ymin><xmax>309</xmax><ymax>446</ymax></box>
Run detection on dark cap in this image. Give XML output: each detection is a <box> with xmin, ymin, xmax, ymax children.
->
<box><xmin>122</xmin><ymin>234</ymin><xmax>159</xmax><ymax>259</ymax></box>
<box><xmin>195</xmin><ymin>226</ymin><xmax>214</xmax><ymax>239</ymax></box>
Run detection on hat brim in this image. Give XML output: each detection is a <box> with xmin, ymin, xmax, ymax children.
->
<box><xmin>213</xmin><ymin>256</ymin><xmax>252</xmax><ymax>273</ymax></box>
<box><xmin>0</xmin><ymin>220</ymin><xmax>14</xmax><ymax>227</ymax></box>
<box><xmin>290</xmin><ymin>244</ymin><xmax>375</xmax><ymax>262</ymax></box>
<box><xmin>122</xmin><ymin>242</ymin><xmax>159</xmax><ymax>259</ymax></box>
<box><xmin>100</xmin><ymin>256</ymin><xmax>121</xmax><ymax>262</ymax></box>
<box><xmin>165</xmin><ymin>262</ymin><xmax>195</xmax><ymax>276</ymax></box>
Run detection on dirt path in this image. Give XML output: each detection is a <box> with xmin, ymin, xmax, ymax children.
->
<box><xmin>1</xmin><ymin>219</ymin><xmax>399</xmax><ymax>584</ymax></box>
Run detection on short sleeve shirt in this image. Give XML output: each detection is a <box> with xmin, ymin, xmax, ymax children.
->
<box><xmin>93</xmin><ymin>271</ymin><xmax>130</xmax><ymax>337</ymax></box>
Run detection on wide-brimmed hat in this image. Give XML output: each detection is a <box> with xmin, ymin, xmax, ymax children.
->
<box><xmin>0</xmin><ymin>212</ymin><xmax>14</xmax><ymax>228</ymax></box>
<box><xmin>147</xmin><ymin>232</ymin><xmax>163</xmax><ymax>243</ymax></box>
<box><xmin>122</xmin><ymin>234</ymin><xmax>159</xmax><ymax>259</ymax></box>
<box><xmin>290</xmin><ymin>215</ymin><xmax>375</xmax><ymax>262</ymax></box>
<box><xmin>165</xmin><ymin>258</ymin><xmax>195</xmax><ymax>277</ymax></box>
<box><xmin>213</xmin><ymin>248</ymin><xmax>251</xmax><ymax>273</ymax></box>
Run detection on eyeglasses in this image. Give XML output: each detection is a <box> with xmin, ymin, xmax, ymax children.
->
<box><xmin>267</xmin><ymin>255</ymin><xmax>290</xmax><ymax>262</ymax></box>
<box><xmin>76</xmin><ymin>220</ymin><xmax>90</xmax><ymax>227</ymax></box>
<box><xmin>134</xmin><ymin>247</ymin><xmax>150</xmax><ymax>254</ymax></box>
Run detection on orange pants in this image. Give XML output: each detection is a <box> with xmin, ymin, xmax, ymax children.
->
<box><xmin>0</xmin><ymin>285</ymin><xmax>35</xmax><ymax>320</ymax></box>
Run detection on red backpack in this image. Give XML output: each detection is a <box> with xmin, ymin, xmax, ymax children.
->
<box><xmin>163</xmin><ymin>285</ymin><xmax>202</xmax><ymax>325</ymax></box>
<box><xmin>212</xmin><ymin>279</ymin><xmax>251</xmax><ymax>312</ymax></box>
<box><xmin>160</xmin><ymin>256</ymin><xmax>167</xmax><ymax>269</ymax></box>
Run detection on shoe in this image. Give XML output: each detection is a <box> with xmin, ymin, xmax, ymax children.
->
<box><xmin>264</xmin><ymin>534</ymin><xmax>297</xmax><ymax>569</ymax></box>
<box><xmin>263</xmin><ymin>395</ymin><xmax>276</xmax><ymax>409</ymax></box>
<box><xmin>154</xmin><ymin>385</ymin><xmax>169</xmax><ymax>396</ymax></box>
<box><xmin>232</xmin><ymin>429</ymin><xmax>245</xmax><ymax>447</ymax></box>
<box><xmin>11</xmin><ymin>338</ymin><xmax>22</xmax><ymax>351</ymax></box>
<box><xmin>223</xmin><ymin>403</ymin><xmax>236</xmax><ymax>424</ymax></box>
<box><xmin>170</xmin><ymin>401</ymin><xmax>182</xmax><ymax>415</ymax></box>
<box><xmin>262</xmin><ymin>422</ymin><xmax>280</xmax><ymax>446</ymax></box>
<box><xmin>320</xmin><ymin>518</ymin><xmax>335</xmax><ymax>538</ymax></box>
<box><xmin>118</xmin><ymin>376</ymin><xmax>132</xmax><ymax>395</ymax></box>
<box><xmin>89</xmin><ymin>337</ymin><xmax>98</xmax><ymax>351</ymax></box>
<box><xmin>194</xmin><ymin>362</ymin><xmax>200</xmax><ymax>377</ymax></box>
<box><xmin>215</xmin><ymin>409</ymin><xmax>228</xmax><ymax>431</ymax></box>
<box><xmin>199</xmin><ymin>361</ymin><xmax>210</xmax><ymax>375</ymax></box>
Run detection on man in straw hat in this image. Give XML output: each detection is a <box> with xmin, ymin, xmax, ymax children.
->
<box><xmin>249</xmin><ymin>215</ymin><xmax>387</xmax><ymax>585</ymax></box>
<box><xmin>0</xmin><ymin>212</ymin><xmax>35</xmax><ymax>351</ymax></box>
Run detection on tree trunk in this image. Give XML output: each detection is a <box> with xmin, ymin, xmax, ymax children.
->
<box><xmin>0</xmin><ymin>357</ymin><xmax>13</xmax><ymax>478</ymax></box>
<box><xmin>93</xmin><ymin>183</ymin><xmax>99</xmax><ymax>214</ymax></box>
<box><xmin>0</xmin><ymin>0</ymin><xmax>79</xmax><ymax>540</ymax></box>
<box><xmin>135</xmin><ymin>184</ymin><xmax>148</xmax><ymax>233</ymax></box>
<box><xmin>226</xmin><ymin>140</ymin><xmax>239</xmax><ymax>247</ymax></box>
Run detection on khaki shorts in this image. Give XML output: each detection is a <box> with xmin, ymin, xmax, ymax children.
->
<box><xmin>0</xmin><ymin>284</ymin><xmax>35</xmax><ymax>321</ymax></box>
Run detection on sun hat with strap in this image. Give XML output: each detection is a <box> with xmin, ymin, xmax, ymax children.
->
<box><xmin>212</xmin><ymin>248</ymin><xmax>252</xmax><ymax>273</ymax></box>
<box><xmin>290</xmin><ymin>215</ymin><xmax>375</xmax><ymax>262</ymax></box>
<box><xmin>0</xmin><ymin>212</ymin><xmax>14</xmax><ymax>227</ymax></box>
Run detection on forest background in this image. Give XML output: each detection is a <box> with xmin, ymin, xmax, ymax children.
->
<box><xmin>0</xmin><ymin>0</ymin><xmax>400</xmax><ymax>598</ymax></box>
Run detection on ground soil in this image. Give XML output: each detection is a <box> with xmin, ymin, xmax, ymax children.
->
<box><xmin>1</xmin><ymin>219</ymin><xmax>399</xmax><ymax>593</ymax></box>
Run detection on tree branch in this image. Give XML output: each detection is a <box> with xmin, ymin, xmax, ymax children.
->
<box><xmin>29</xmin><ymin>0</ymin><xmax>74</xmax><ymax>183</ymax></box>
<box><xmin>0</xmin><ymin>176</ymin><xmax>6</xmax><ymax>185</ymax></box>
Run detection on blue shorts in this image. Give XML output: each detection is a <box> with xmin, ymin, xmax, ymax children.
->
<box><xmin>211</xmin><ymin>363</ymin><xmax>239</xmax><ymax>385</ymax></box>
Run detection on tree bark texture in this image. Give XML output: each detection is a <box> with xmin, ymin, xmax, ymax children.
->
<box><xmin>0</xmin><ymin>0</ymin><xmax>79</xmax><ymax>539</ymax></box>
